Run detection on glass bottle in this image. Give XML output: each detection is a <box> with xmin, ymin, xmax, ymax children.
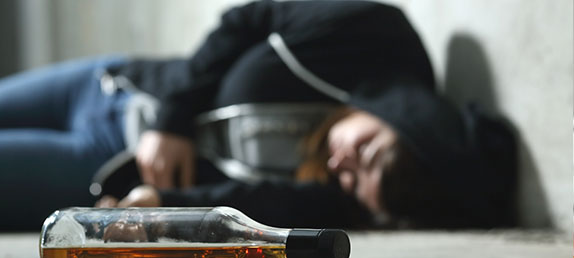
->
<box><xmin>40</xmin><ymin>206</ymin><xmax>350</xmax><ymax>258</ymax></box>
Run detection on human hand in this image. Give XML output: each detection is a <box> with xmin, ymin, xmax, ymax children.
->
<box><xmin>97</xmin><ymin>186</ymin><xmax>158</xmax><ymax>242</ymax></box>
<box><xmin>103</xmin><ymin>219</ymin><xmax>149</xmax><ymax>243</ymax></box>
<box><xmin>94</xmin><ymin>185</ymin><xmax>161</xmax><ymax>208</ymax></box>
<box><xmin>94</xmin><ymin>195</ymin><xmax>120</xmax><ymax>208</ymax></box>
<box><xmin>327</xmin><ymin>111</ymin><xmax>389</xmax><ymax>170</ymax></box>
<box><xmin>327</xmin><ymin>111</ymin><xmax>397</xmax><ymax>192</ymax></box>
<box><xmin>326</xmin><ymin>111</ymin><xmax>398</xmax><ymax>214</ymax></box>
<box><xmin>136</xmin><ymin>130</ymin><xmax>195</xmax><ymax>189</ymax></box>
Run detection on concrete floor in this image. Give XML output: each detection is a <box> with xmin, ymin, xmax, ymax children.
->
<box><xmin>349</xmin><ymin>230</ymin><xmax>571</xmax><ymax>258</ymax></box>
<box><xmin>0</xmin><ymin>230</ymin><xmax>571</xmax><ymax>258</ymax></box>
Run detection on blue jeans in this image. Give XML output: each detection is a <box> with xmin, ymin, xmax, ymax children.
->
<box><xmin>0</xmin><ymin>56</ymin><xmax>129</xmax><ymax>231</ymax></box>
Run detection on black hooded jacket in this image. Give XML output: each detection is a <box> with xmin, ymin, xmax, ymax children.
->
<box><xmin>112</xmin><ymin>0</ymin><xmax>435</xmax><ymax>136</ymax></box>
<box><xmin>108</xmin><ymin>0</ymin><xmax>516</xmax><ymax>229</ymax></box>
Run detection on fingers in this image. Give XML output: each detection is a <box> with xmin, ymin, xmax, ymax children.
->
<box><xmin>117</xmin><ymin>185</ymin><xmax>161</xmax><ymax>208</ymax></box>
<box><xmin>179</xmin><ymin>151</ymin><xmax>194</xmax><ymax>188</ymax></box>
<box><xmin>359</xmin><ymin>128</ymin><xmax>398</xmax><ymax>169</ymax></box>
<box><xmin>328</xmin><ymin>149</ymin><xmax>359</xmax><ymax>173</ymax></box>
<box><xmin>136</xmin><ymin>131</ymin><xmax>161</xmax><ymax>186</ymax></box>
<box><xmin>328</xmin><ymin>131</ymin><xmax>369</xmax><ymax>158</ymax></box>
<box><xmin>95</xmin><ymin>195</ymin><xmax>119</xmax><ymax>208</ymax></box>
<box><xmin>328</xmin><ymin>111</ymin><xmax>383</xmax><ymax>154</ymax></box>
<box><xmin>103</xmin><ymin>221</ymin><xmax>149</xmax><ymax>243</ymax></box>
<box><xmin>138</xmin><ymin>164</ymin><xmax>156</xmax><ymax>187</ymax></box>
<box><xmin>338</xmin><ymin>171</ymin><xmax>356</xmax><ymax>194</ymax></box>
<box><xmin>137</xmin><ymin>153</ymin><xmax>175</xmax><ymax>189</ymax></box>
<box><xmin>136</xmin><ymin>147</ymin><xmax>157</xmax><ymax>186</ymax></box>
<box><xmin>146</xmin><ymin>153</ymin><xmax>194</xmax><ymax>190</ymax></box>
<box><xmin>96</xmin><ymin>186</ymin><xmax>161</xmax><ymax>209</ymax></box>
<box><xmin>136</xmin><ymin>130</ymin><xmax>196</xmax><ymax>190</ymax></box>
<box><xmin>359</xmin><ymin>134</ymin><xmax>385</xmax><ymax>169</ymax></box>
<box><xmin>153</xmin><ymin>158</ymin><xmax>175</xmax><ymax>190</ymax></box>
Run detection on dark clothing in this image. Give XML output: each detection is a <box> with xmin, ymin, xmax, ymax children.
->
<box><xmin>99</xmin><ymin>157</ymin><xmax>371</xmax><ymax>228</ymax></box>
<box><xmin>112</xmin><ymin>0</ymin><xmax>434</xmax><ymax>137</ymax></box>
<box><xmin>102</xmin><ymin>0</ymin><xmax>434</xmax><ymax>228</ymax></box>
<box><xmin>107</xmin><ymin>0</ymin><xmax>515</xmax><ymax>228</ymax></box>
<box><xmin>106</xmin><ymin>0</ymin><xmax>436</xmax><ymax>228</ymax></box>
<box><xmin>161</xmin><ymin>161</ymin><xmax>370</xmax><ymax>229</ymax></box>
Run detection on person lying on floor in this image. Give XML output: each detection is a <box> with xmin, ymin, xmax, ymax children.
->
<box><xmin>0</xmin><ymin>0</ymin><xmax>516</xmax><ymax>230</ymax></box>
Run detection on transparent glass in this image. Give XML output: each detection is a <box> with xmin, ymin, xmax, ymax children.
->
<box><xmin>40</xmin><ymin>207</ymin><xmax>289</xmax><ymax>258</ymax></box>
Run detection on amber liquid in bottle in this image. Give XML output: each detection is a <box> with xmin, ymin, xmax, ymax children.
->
<box><xmin>42</xmin><ymin>245</ymin><xmax>286</xmax><ymax>258</ymax></box>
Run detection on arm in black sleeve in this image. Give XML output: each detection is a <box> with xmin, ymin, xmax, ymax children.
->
<box><xmin>117</xmin><ymin>1</ymin><xmax>277</xmax><ymax>137</ymax></box>
<box><xmin>159</xmin><ymin>180</ymin><xmax>371</xmax><ymax>229</ymax></box>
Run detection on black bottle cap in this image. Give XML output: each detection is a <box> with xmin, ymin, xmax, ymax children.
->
<box><xmin>286</xmin><ymin>229</ymin><xmax>350</xmax><ymax>258</ymax></box>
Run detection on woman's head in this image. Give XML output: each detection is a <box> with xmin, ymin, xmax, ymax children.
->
<box><xmin>298</xmin><ymin>107</ymin><xmax>409</xmax><ymax>216</ymax></box>
<box><xmin>326</xmin><ymin>110</ymin><xmax>398</xmax><ymax>214</ymax></box>
<box><xmin>314</xmin><ymin>86</ymin><xmax>514</xmax><ymax>228</ymax></box>
<box><xmin>303</xmin><ymin>107</ymin><xmax>483</xmax><ymax>228</ymax></box>
<box><xmin>297</xmin><ymin>107</ymin><xmax>461</xmax><ymax>228</ymax></box>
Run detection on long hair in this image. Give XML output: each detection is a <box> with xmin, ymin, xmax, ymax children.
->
<box><xmin>295</xmin><ymin>107</ymin><xmax>506</xmax><ymax>229</ymax></box>
<box><xmin>295</xmin><ymin>107</ymin><xmax>437</xmax><ymax>227</ymax></box>
<box><xmin>295</xmin><ymin>107</ymin><xmax>410</xmax><ymax>188</ymax></box>
<box><xmin>295</xmin><ymin>107</ymin><xmax>354</xmax><ymax>183</ymax></box>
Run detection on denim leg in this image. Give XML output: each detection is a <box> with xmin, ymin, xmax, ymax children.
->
<box><xmin>0</xmin><ymin>56</ymin><xmax>129</xmax><ymax>230</ymax></box>
<box><xmin>0</xmin><ymin>129</ymin><xmax>99</xmax><ymax>230</ymax></box>
<box><xmin>0</xmin><ymin>57</ymin><xmax>121</xmax><ymax>129</ymax></box>
<box><xmin>69</xmin><ymin>59</ymin><xmax>129</xmax><ymax>161</ymax></box>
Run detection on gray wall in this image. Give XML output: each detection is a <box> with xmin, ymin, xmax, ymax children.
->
<box><xmin>14</xmin><ymin>0</ymin><xmax>574</xmax><ymax>233</ymax></box>
<box><xmin>0</xmin><ymin>0</ymin><xmax>19</xmax><ymax>77</ymax></box>
<box><xmin>17</xmin><ymin>0</ymin><xmax>250</xmax><ymax>68</ymax></box>
<box><xmin>383</xmin><ymin>0</ymin><xmax>573</xmax><ymax>232</ymax></box>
